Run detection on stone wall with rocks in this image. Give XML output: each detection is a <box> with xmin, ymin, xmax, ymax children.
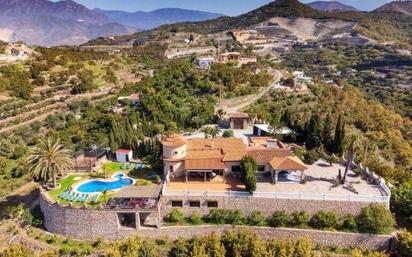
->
<box><xmin>160</xmin><ymin>195</ymin><xmax>377</xmax><ymax>218</ymax></box>
<box><xmin>40</xmin><ymin>191</ymin><xmax>393</xmax><ymax>251</ymax></box>
<box><xmin>140</xmin><ymin>225</ymin><xmax>393</xmax><ymax>252</ymax></box>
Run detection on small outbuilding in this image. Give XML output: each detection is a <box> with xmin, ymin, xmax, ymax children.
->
<box><xmin>116</xmin><ymin>149</ymin><xmax>133</xmax><ymax>163</ymax></box>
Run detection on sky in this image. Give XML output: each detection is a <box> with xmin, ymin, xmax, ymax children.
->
<box><xmin>62</xmin><ymin>0</ymin><xmax>394</xmax><ymax>15</ymax></box>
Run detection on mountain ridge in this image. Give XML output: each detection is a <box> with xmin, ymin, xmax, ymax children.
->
<box><xmin>307</xmin><ymin>1</ymin><xmax>358</xmax><ymax>12</ymax></box>
<box><xmin>95</xmin><ymin>8</ymin><xmax>224</xmax><ymax>30</ymax></box>
<box><xmin>374</xmin><ymin>0</ymin><xmax>412</xmax><ymax>15</ymax></box>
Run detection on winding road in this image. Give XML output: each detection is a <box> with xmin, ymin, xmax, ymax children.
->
<box><xmin>218</xmin><ymin>68</ymin><xmax>283</xmax><ymax>113</ymax></box>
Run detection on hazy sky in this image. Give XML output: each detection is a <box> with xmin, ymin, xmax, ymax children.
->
<box><xmin>62</xmin><ymin>0</ymin><xmax>393</xmax><ymax>15</ymax></box>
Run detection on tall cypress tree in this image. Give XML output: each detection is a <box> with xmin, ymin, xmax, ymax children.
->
<box><xmin>305</xmin><ymin>114</ymin><xmax>323</xmax><ymax>149</ymax></box>
<box><xmin>322</xmin><ymin>113</ymin><xmax>333</xmax><ymax>152</ymax></box>
<box><xmin>333</xmin><ymin>114</ymin><xmax>345</xmax><ymax>154</ymax></box>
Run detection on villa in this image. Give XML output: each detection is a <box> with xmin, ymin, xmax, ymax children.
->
<box><xmin>161</xmin><ymin>134</ymin><xmax>307</xmax><ymax>184</ymax></box>
<box><xmin>39</xmin><ymin>132</ymin><xmax>391</xmax><ymax>239</ymax></box>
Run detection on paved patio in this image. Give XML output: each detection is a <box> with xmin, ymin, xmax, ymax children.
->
<box><xmin>256</xmin><ymin>159</ymin><xmax>384</xmax><ymax>196</ymax></box>
<box><xmin>167</xmin><ymin>177</ymin><xmax>245</xmax><ymax>192</ymax></box>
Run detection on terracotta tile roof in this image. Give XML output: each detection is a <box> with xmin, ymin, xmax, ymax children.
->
<box><xmin>185</xmin><ymin>158</ymin><xmax>225</xmax><ymax>170</ymax></box>
<box><xmin>116</xmin><ymin>149</ymin><xmax>132</xmax><ymax>154</ymax></box>
<box><xmin>246</xmin><ymin>148</ymin><xmax>292</xmax><ymax>163</ymax></box>
<box><xmin>249</xmin><ymin>137</ymin><xmax>286</xmax><ymax>148</ymax></box>
<box><xmin>186</xmin><ymin>149</ymin><xmax>224</xmax><ymax>159</ymax></box>
<box><xmin>161</xmin><ymin>134</ymin><xmax>187</xmax><ymax>147</ymax></box>
<box><xmin>227</xmin><ymin>112</ymin><xmax>249</xmax><ymax>119</ymax></box>
<box><xmin>270</xmin><ymin>156</ymin><xmax>307</xmax><ymax>170</ymax></box>
<box><xmin>187</xmin><ymin>137</ymin><xmax>246</xmax><ymax>162</ymax></box>
<box><xmin>129</xmin><ymin>94</ymin><xmax>140</xmax><ymax>100</ymax></box>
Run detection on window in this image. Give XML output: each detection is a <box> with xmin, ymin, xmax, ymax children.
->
<box><xmin>170</xmin><ymin>165</ymin><xmax>174</xmax><ymax>173</ymax></box>
<box><xmin>189</xmin><ymin>201</ymin><xmax>200</xmax><ymax>207</ymax></box>
<box><xmin>173</xmin><ymin>151</ymin><xmax>178</xmax><ymax>155</ymax></box>
<box><xmin>207</xmin><ymin>201</ymin><xmax>218</xmax><ymax>208</ymax></box>
<box><xmin>258</xmin><ymin>165</ymin><xmax>265</xmax><ymax>172</ymax></box>
<box><xmin>231</xmin><ymin>166</ymin><xmax>241</xmax><ymax>172</ymax></box>
<box><xmin>171</xmin><ymin>201</ymin><xmax>183</xmax><ymax>207</ymax></box>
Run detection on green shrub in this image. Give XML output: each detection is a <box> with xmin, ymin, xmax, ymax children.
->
<box><xmin>291</xmin><ymin>211</ymin><xmax>309</xmax><ymax>227</ymax></box>
<box><xmin>269</xmin><ymin>211</ymin><xmax>289</xmax><ymax>227</ymax></box>
<box><xmin>166</xmin><ymin>208</ymin><xmax>185</xmax><ymax>224</ymax></box>
<box><xmin>392</xmin><ymin>184</ymin><xmax>412</xmax><ymax>222</ymax></box>
<box><xmin>222</xmin><ymin>130</ymin><xmax>234</xmax><ymax>138</ymax></box>
<box><xmin>357</xmin><ymin>204</ymin><xmax>395</xmax><ymax>234</ymax></box>
<box><xmin>303</xmin><ymin>149</ymin><xmax>322</xmax><ymax>165</ymax></box>
<box><xmin>395</xmin><ymin>230</ymin><xmax>412</xmax><ymax>257</ymax></box>
<box><xmin>341</xmin><ymin>214</ymin><xmax>358</xmax><ymax>232</ymax></box>
<box><xmin>188</xmin><ymin>211</ymin><xmax>203</xmax><ymax>225</ymax></box>
<box><xmin>310</xmin><ymin>211</ymin><xmax>338</xmax><ymax>229</ymax></box>
<box><xmin>227</xmin><ymin>210</ymin><xmax>245</xmax><ymax>225</ymax></box>
<box><xmin>248</xmin><ymin>211</ymin><xmax>266</xmax><ymax>226</ymax></box>
<box><xmin>208</xmin><ymin>209</ymin><xmax>245</xmax><ymax>225</ymax></box>
<box><xmin>208</xmin><ymin>209</ymin><xmax>228</xmax><ymax>224</ymax></box>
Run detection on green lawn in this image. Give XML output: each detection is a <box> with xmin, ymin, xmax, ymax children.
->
<box><xmin>48</xmin><ymin>174</ymin><xmax>87</xmax><ymax>202</ymax></box>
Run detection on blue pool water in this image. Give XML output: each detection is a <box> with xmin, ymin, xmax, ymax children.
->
<box><xmin>76</xmin><ymin>173</ymin><xmax>133</xmax><ymax>194</ymax></box>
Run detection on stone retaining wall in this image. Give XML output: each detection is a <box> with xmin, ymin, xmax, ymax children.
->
<box><xmin>40</xmin><ymin>192</ymin><xmax>392</xmax><ymax>251</ymax></box>
<box><xmin>140</xmin><ymin>226</ymin><xmax>393</xmax><ymax>252</ymax></box>
<box><xmin>160</xmin><ymin>195</ymin><xmax>376</xmax><ymax>218</ymax></box>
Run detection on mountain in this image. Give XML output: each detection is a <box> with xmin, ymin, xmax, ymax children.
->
<box><xmin>374</xmin><ymin>0</ymin><xmax>412</xmax><ymax>15</ymax></box>
<box><xmin>307</xmin><ymin>1</ymin><xmax>358</xmax><ymax>12</ymax></box>
<box><xmin>95</xmin><ymin>8</ymin><xmax>224</xmax><ymax>31</ymax></box>
<box><xmin>0</xmin><ymin>0</ymin><xmax>136</xmax><ymax>46</ymax></box>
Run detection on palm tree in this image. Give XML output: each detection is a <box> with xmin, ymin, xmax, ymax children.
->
<box><xmin>28</xmin><ymin>138</ymin><xmax>73</xmax><ymax>188</ymax></box>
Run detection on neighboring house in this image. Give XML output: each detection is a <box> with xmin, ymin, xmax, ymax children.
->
<box><xmin>253</xmin><ymin>124</ymin><xmax>292</xmax><ymax>137</ymax></box>
<box><xmin>161</xmin><ymin>134</ymin><xmax>307</xmax><ymax>184</ymax></box>
<box><xmin>293</xmin><ymin>71</ymin><xmax>312</xmax><ymax>85</ymax></box>
<box><xmin>217</xmin><ymin>52</ymin><xmax>257</xmax><ymax>65</ymax></box>
<box><xmin>117</xmin><ymin>94</ymin><xmax>140</xmax><ymax>106</ymax></box>
<box><xmin>219</xmin><ymin>112</ymin><xmax>251</xmax><ymax>130</ymax></box>
<box><xmin>197</xmin><ymin>57</ymin><xmax>215</xmax><ymax>69</ymax></box>
<box><xmin>116</xmin><ymin>149</ymin><xmax>133</xmax><ymax>163</ymax></box>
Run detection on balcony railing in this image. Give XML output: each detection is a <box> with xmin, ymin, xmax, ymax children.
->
<box><xmin>162</xmin><ymin>186</ymin><xmax>390</xmax><ymax>203</ymax></box>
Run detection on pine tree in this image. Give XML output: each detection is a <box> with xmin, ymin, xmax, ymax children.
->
<box><xmin>305</xmin><ymin>114</ymin><xmax>323</xmax><ymax>149</ymax></box>
<box><xmin>322</xmin><ymin>113</ymin><xmax>333</xmax><ymax>152</ymax></box>
<box><xmin>333</xmin><ymin>114</ymin><xmax>345</xmax><ymax>154</ymax></box>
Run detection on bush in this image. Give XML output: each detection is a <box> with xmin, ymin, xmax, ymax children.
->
<box><xmin>188</xmin><ymin>211</ymin><xmax>203</xmax><ymax>225</ymax></box>
<box><xmin>291</xmin><ymin>211</ymin><xmax>309</xmax><ymax>227</ymax></box>
<box><xmin>395</xmin><ymin>230</ymin><xmax>412</xmax><ymax>257</ymax></box>
<box><xmin>248</xmin><ymin>211</ymin><xmax>266</xmax><ymax>226</ymax></box>
<box><xmin>357</xmin><ymin>204</ymin><xmax>395</xmax><ymax>234</ymax></box>
<box><xmin>166</xmin><ymin>208</ymin><xmax>185</xmax><ymax>224</ymax></box>
<box><xmin>208</xmin><ymin>209</ymin><xmax>228</xmax><ymax>224</ymax></box>
<box><xmin>222</xmin><ymin>130</ymin><xmax>234</xmax><ymax>138</ymax></box>
<box><xmin>269</xmin><ymin>211</ymin><xmax>289</xmax><ymax>228</ymax></box>
<box><xmin>208</xmin><ymin>209</ymin><xmax>245</xmax><ymax>225</ymax></box>
<box><xmin>310</xmin><ymin>211</ymin><xmax>338</xmax><ymax>229</ymax></box>
<box><xmin>227</xmin><ymin>210</ymin><xmax>245</xmax><ymax>225</ymax></box>
<box><xmin>303</xmin><ymin>149</ymin><xmax>322</xmax><ymax>165</ymax></box>
<box><xmin>341</xmin><ymin>214</ymin><xmax>358</xmax><ymax>232</ymax></box>
<box><xmin>392</xmin><ymin>184</ymin><xmax>412</xmax><ymax>221</ymax></box>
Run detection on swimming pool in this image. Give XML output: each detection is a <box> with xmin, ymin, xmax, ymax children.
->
<box><xmin>75</xmin><ymin>173</ymin><xmax>134</xmax><ymax>194</ymax></box>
